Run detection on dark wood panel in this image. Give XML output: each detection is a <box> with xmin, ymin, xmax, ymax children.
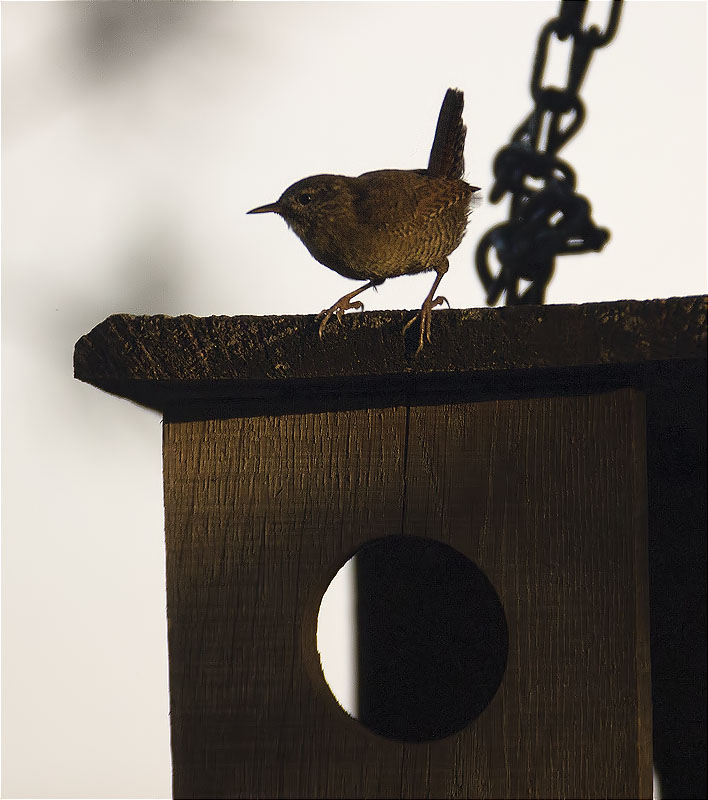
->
<box><xmin>163</xmin><ymin>407</ymin><xmax>409</xmax><ymax>798</ymax></box>
<box><xmin>645</xmin><ymin>362</ymin><xmax>707</xmax><ymax>799</ymax></box>
<box><xmin>397</xmin><ymin>390</ymin><xmax>651</xmax><ymax>798</ymax></box>
<box><xmin>163</xmin><ymin>388</ymin><xmax>651</xmax><ymax>798</ymax></box>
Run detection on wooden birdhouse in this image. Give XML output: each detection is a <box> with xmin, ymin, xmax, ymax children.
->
<box><xmin>74</xmin><ymin>295</ymin><xmax>706</xmax><ymax>799</ymax></box>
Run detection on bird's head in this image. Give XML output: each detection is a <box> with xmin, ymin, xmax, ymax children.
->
<box><xmin>248</xmin><ymin>175</ymin><xmax>354</xmax><ymax>242</ymax></box>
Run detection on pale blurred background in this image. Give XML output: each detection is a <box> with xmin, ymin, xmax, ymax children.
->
<box><xmin>1</xmin><ymin>1</ymin><xmax>706</xmax><ymax>798</ymax></box>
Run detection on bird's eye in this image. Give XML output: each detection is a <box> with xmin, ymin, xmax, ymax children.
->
<box><xmin>298</xmin><ymin>192</ymin><xmax>313</xmax><ymax>205</ymax></box>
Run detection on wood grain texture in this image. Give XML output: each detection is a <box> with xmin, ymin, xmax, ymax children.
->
<box><xmin>162</xmin><ymin>388</ymin><xmax>651</xmax><ymax>799</ymax></box>
<box><xmin>400</xmin><ymin>390</ymin><xmax>651</xmax><ymax>799</ymax></box>
<box><xmin>74</xmin><ymin>296</ymin><xmax>706</xmax><ymax>411</ymax></box>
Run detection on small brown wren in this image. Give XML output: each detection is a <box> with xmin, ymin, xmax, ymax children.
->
<box><xmin>248</xmin><ymin>88</ymin><xmax>480</xmax><ymax>353</ymax></box>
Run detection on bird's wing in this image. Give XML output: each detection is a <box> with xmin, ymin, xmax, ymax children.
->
<box><xmin>354</xmin><ymin>171</ymin><xmax>470</xmax><ymax>231</ymax></box>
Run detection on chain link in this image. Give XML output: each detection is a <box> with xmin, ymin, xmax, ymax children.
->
<box><xmin>475</xmin><ymin>0</ymin><xmax>623</xmax><ymax>306</ymax></box>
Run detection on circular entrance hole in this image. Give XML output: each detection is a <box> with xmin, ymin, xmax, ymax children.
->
<box><xmin>317</xmin><ymin>536</ymin><xmax>508</xmax><ymax>741</ymax></box>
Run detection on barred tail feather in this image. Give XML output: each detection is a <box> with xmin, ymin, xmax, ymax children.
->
<box><xmin>427</xmin><ymin>88</ymin><xmax>467</xmax><ymax>180</ymax></box>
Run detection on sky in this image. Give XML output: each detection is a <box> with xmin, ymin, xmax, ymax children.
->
<box><xmin>2</xmin><ymin>2</ymin><xmax>706</xmax><ymax>797</ymax></box>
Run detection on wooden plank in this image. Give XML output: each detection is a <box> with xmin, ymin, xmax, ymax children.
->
<box><xmin>163</xmin><ymin>387</ymin><xmax>651</xmax><ymax>798</ymax></box>
<box><xmin>645</xmin><ymin>363</ymin><xmax>707</xmax><ymax>798</ymax></box>
<box><xmin>163</xmin><ymin>406</ymin><xmax>409</xmax><ymax>798</ymax></box>
<box><xmin>398</xmin><ymin>388</ymin><xmax>651</xmax><ymax>798</ymax></box>
<box><xmin>74</xmin><ymin>296</ymin><xmax>706</xmax><ymax>410</ymax></box>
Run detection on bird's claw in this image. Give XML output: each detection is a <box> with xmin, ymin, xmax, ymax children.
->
<box><xmin>403</xmin><ymin>294</ymin><xmax>449</xmax><ymax>355</ymax></box>
<box><xmin>335</xmin><ymin>300</ymin><xmax>364</xmax><ymax>324</ymax></box>
<box><xmin>318</xmin><ymin>298</ymin><xmax>365</xmax><ymax>339</ymax></box>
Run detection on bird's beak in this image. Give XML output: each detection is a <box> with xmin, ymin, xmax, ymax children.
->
<box><xmin>247</xmin><ymin>201</ymin><xmax>281</xmax><ymax>215</ymax></box>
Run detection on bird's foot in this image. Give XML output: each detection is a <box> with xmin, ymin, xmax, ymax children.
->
<box><xmin>403</xmin><ymin>295</ymin><xmax>449</xmax><ymax>355</ymax></box>
<box><xmin>317</xmin><ymin>296</ymin><xmax>365</xmax><ymax>339</ymax></box>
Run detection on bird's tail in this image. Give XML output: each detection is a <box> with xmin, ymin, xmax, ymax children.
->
<box><xmin>427</xmin><ymin>88</ymin><xmax>466</xmax><ymax>180</ymax></box>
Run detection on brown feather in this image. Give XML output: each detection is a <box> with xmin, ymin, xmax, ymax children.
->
<box><xmin>427</xmin><ymin>88</ymin><xmax>467</xmax><ymax>180</ymax></box>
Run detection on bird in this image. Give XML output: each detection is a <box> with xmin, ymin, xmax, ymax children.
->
<box><xmin>248</xmin><ymin>88</ymin><xmax>480</xmax><ymax>354</ymax></box>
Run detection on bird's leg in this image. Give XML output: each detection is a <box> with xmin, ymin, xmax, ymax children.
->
<box><xmin>317</xmin><ymin>279</ymin><xmax>383</xmax><ymax>339</ymax></box>
<box><xmin>402</xmin><ymin>259</ymin><xmax>450</xmax><ymax>355</ymax></box>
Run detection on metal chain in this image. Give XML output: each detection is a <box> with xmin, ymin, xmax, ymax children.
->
<box><xmin>475</xmin><ymin>0</ymin><xmax>623</xmax><ymax>306</ymax></box>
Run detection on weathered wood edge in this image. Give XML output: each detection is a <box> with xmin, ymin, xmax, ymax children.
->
<box><xmin>73</xmin><ymin>296</ymin><xmax>706</xmax><ymax>412</ymax></box>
